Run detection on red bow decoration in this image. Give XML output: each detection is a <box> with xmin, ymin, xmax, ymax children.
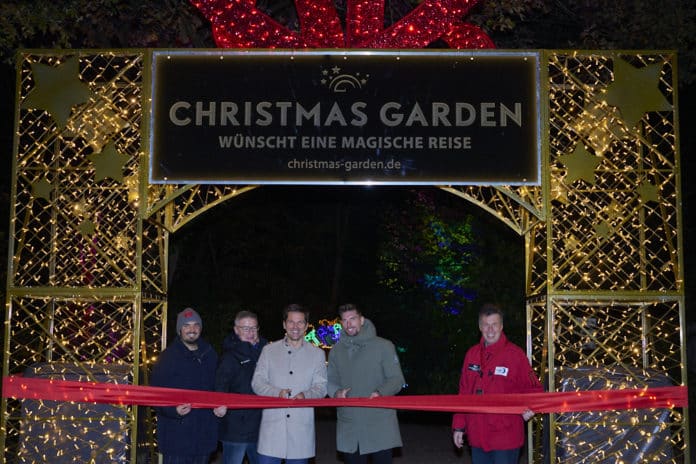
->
<box><xmin>190</xmin><ymin>0</ymin><xmax>495</xmax><ymax>49</ymax></box>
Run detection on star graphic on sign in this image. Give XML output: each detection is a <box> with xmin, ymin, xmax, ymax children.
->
<box><xmin>88</xmin><ymin>141</ymin><xmax>129</xmax><ymax>182</ymax></box>
<box><xmin>31</xmin><ymin>178</ymin><xmax>53</xmax><ymax>201</ymax></box>
<box><xmin>602</xmin><ymin>58</ymin><xmax>672</xmax><ymax>129</ymax></box>
<box><xmin>561</xmin><ymin>143</ymin><xmax>602</xmax><ymax>185</ymax></box>
<box><xmin>636</xmin><ymin>181</ymin><xmax>660</xmax><ymax>203</ymax></box>
<box><xmin>21</xmin><ymin>56</ymin><xmax>95</xmax><ymax>129</ymax></box>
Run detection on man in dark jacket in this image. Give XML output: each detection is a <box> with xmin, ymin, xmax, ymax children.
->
<box><xmin>215</xmin><ymin>310</ymin><xmax>268</xmax><ymax>464</ymax></box>
<box><xmin>151</xmin><ymin>307</ymin><xmax>227</xmax><ymax>464</ymax></box>
<box><xmin>327</xmin><ymin>303</ymin><xmax>405</xmax><ymax>464</ymax></box>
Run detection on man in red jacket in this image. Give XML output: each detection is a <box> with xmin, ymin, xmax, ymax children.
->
<box><xmin>452</xmin><ymin>304</ymin><xmax>542</xmax><ymax>464</ymax></box>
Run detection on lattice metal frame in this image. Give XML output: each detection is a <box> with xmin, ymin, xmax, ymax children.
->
<box><xmin>531</xmin><ymin>51</ymin><xmax>686</xmax><ymax>463</ymax></box>
<box><xmin>2</xmin><ymin>50</ymin><xmax>688</xmax><ymax>463</ymax></box>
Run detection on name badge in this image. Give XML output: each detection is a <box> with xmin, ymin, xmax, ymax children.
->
<box><xmin>494</xmin><ymin>366</ymin><xmax>509</xmax><ymax>376</ymax></box>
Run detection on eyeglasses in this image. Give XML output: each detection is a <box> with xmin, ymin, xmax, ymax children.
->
<box><xmin>236</xmin><ymin>325</ymin><xmax>259</xmax><ymax>333</ymax></box>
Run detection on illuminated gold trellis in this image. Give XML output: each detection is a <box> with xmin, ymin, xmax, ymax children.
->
<box><xmin>1</xmin><ymin>50</ymin><xmax>688</xmax><ymax>463</ymax></box>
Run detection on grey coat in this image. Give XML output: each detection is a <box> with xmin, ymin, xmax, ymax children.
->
<box><xmin>251</xmin><ymin>338</ymin><xmax>327</xmax><ymax>459</ymax></box>
<box><xmin>327</xmin><ymin>318</ymin><xmax>405</xmax><ymax>454</ymax></box>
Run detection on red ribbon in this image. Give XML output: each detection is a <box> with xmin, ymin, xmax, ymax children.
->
<box><xmin>2</xmin><ymin>376</ymin><xmax>687</xmax><ymax>414</ymax></box>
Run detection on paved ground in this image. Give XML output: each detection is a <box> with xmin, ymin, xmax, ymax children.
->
<box><xmin>312</xmin><ymin>411</ymin><xmax>469</xmax><ymax>464</ymax></box>
<box><xmin>209</xmin><ymin>410</ymin><xmax>541</xmax><ymax>463</ymax></box>
<box><xmin>210</xmin><ymin>410</ymin><xmax>470</xmax><ymax>463</ymax></box>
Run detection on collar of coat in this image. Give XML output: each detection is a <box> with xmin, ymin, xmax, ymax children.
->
<box><xmin>479</xmin><ymin>331</ymin><xmax>509</xmax><ymax>356</ymax></box>
<box><xmin>174</xmin><ymin>335</ymin><xmax>214</xmax><ymax>358</ymax></box>
<box><xmin>223</xmin><ymin>332</ymin><xmax>267</xmax><ymax>353</ymax></box>
<box><xmin>342</xmin><ymin>317</ymin><xmax>377</xmax><ymax>347</ymax></box>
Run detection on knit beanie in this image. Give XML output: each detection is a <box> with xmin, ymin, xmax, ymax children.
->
<box><xmin>176</xmin><ymin>307</ymin><xmax>202</xmax><ymax>333</ymax></box>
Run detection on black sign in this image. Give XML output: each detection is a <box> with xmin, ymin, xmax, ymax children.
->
<box><xmin>149</xmin><ymin>50</ymin><xmax>540</xmax><ymax>185</ymax></box>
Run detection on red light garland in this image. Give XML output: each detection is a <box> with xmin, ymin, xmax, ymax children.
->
<box><xmin>190</xmin><ymin>0</ymin><xmax>495</xmax><ymax>49</ymax></box>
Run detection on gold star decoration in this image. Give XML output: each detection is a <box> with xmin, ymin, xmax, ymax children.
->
<box><xmin>72</xmin><ymin>198</ymin><xmax>90</xmax><ymax>216</ymax></box>
<box><xmin>604</xmin><ymin>200</ymin><xmax>624</xmax><ymax>221</ymax></box>
<box><xmin>564</xmin><ymin>234</ymin><xmax>580</xmax><ymax>252</ymax></box>
<box><xmin>636</xmin><ymin>181</ymin><xmax>660</xmax><ymax>203</ymax></box>
<box><xmin>561</xmin><ymin>143</ymin><xmax>602</xmax><ymax>185</ymax></box>
<box><xmin>114</xmin><ymin>233</ymin><xmax>131</xmax><ymax>250</ymax></box>
<box><xmin>575</xmin><ymin>101</ymin><xmax>630</xmax><ymax>157</ymax></box>
<box><xmin>602</xmin><ymin>58</ymin><xmax>672</xmax><ymax>129</ymax></box>
<box><xmin>21</xmin><ymin>56</ymin><xmax>95</xmax><ymax>129</ymax></box>
<box><xmin>123</xmin><ymin>174</ymin><xmax>140</xmax><ymax>205</ymax></box>
<box><xmin>550</xmin><ymin>177</ymin><xmax>569</xmax><ymax>205</ymax></box>
<box><xmin>88</xmin><ymin>141</ymin><xmax>129</xmax><ymax>183</ymax></box>
<box><xmin>593</xmin><ymin>221</ymin><xmax>611</xmax><ymax>239</ymax></box>
<box><xmin>79</xmin><ymin>219</ymin><xmax>97</xmax><ymax>236</ymax></box>
<box><xmin>66</xmin><ymin>99</ymin><xmax>130</xmax><ymax>152</ymax></box>
<box><xmin>31</xmin><ymin>178</ymin><xmax>53</xmax><ymax>201</ymax></box>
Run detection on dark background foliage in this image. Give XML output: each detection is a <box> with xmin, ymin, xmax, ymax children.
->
<box><xmin>166</xmin><ymin>186</ymin><xmax>525</xmax><ymax>394</ymax></box>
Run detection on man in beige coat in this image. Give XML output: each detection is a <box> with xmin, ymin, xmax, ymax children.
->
<box><xmin>251</xmin><ymin>304</ymin><xmax>327</xmax><ymax>464</ymax></box>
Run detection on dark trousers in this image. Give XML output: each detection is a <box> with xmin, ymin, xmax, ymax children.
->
<box><xmin>471</xmin><ymin>447</ymin><xmax>520</xmax><ymax>464</ymax></box>
<box><xmin>343</xmin><ymin>448</ymin><xmax>393</xmax><ymax>464</ymax></box>
<box><xmin>161</xmin><ymin>455</ymin><xmax>211</xmax><ymax>464</ymax></box>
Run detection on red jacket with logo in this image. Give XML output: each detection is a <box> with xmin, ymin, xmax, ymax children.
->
<box><xmin>452</xmin><ymin>332</ymin><xmax>542</xmax><ymax>451</ymax></box>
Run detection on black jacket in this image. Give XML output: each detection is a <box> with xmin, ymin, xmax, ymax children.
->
<box><xmin>151</xmin><ymin>337</ymin><xmax>219</xmax><ymax>456</ymax></box>
<box><xmin>215</xmin><ymin>332</ymin><xmax>268</xmax><ymax>442</ymax></box>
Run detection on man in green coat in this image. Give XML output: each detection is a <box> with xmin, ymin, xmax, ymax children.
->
<box><xmin>327</xmin><ymin>303</ymin><xmax>406</xmax><ymax>464</ymax></box>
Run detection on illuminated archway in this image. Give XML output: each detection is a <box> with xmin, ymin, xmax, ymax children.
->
<box><xmin>1</xmin><ymin>50</ymin><xmax>687</xmax><ymax>464</ymax></box>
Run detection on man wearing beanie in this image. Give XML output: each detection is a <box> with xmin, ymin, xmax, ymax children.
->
<box><xmin>151</xmin><ymin>307</ymin><xmax>227</xmax><ymax>464</ymax></box>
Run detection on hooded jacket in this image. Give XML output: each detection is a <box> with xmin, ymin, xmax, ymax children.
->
<box><xmin>150</xmin><ymin>336</ymin><xmax>219</xmax><ymax>457</ymax></box>
<box><xmin>452</xmin><ymin>332</ymin><xmax>542</xmax><ymax>451</ymax></box>
<box><xmin>215</xmin><ymin>332</ymin><xmax>268</xmax><ymax>442</ymax></box>
<box><xmin>327</xmin><ymin>318</ymin><xmax>405</xmax><ymax>454</ymax></box>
